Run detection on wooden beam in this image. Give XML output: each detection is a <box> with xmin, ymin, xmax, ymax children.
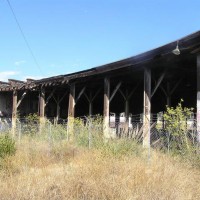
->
<box><xmin>151</xmin><ymin>71</ymin><xmax>166</xmax><ymax>98</ymax></box>
<box><xmin>92</xmin><ymin>88</ymin><xmax>102</xmax><ymax>102</ymax></box>
<box><xmin>85</xmin><ymin>89</ymin><xmax>102</xmax><ymax>116</ymax></box>
<box><xmin>67</xmin><ymin>83</ymin><xmax>75</xmax><ymax>140</ymax></box>
<box><xmin>128</xmin><ymin>81</ymin><xmax>141</xmax><ymax>100</ymax></box>
<box><xmin>68</xmin><ymin>83</ymin><xmax>75</xmax><ymax>117</ymax></box>
<box><xmin>159</xmin><ymin>84</ymin><xmax>168</xmax><ymax>97</ymax></box>
<box><xmin>75</xmin><ymin>86</ymin><xmax>86</xmax><ymax>104</ymax></box>
<box><xmin>103</xmin><ymin>77</ymin><xmax>110</xmax><ymax>138</ymax></box>
<box><xmin>197</xmin><ymin>54</ymin><xmax>200</xmax><ymax>143</ymax></box>
<box><xmin>45</xmin><ymin>88</ymin><xmax>56</xmax><ymax>106</ymax></box>
<box><xmin>191</xmin><ymin>46</ymin><xmax>200</xmax><ymax>54</ymax></box>
<box><xmin>110</xmin><ymin>82</ymin><xmax>122</xmax><ymax>102</ymax></box>
<box><xmin>119</xmin><ymin>89</ymin><xmax>126</xmax><ymax>100</ymax></box>
<box><xmin>56</xmin><ymin>95</ymin><xmax>60</xmax><ymax>121</ymax></box>
<box><xmin>125</xmin><ymin>95</ymin><xmax>129</xmax><ymax>134</ymax></box>
<box><xmin>39</xmin><ymin>88</ymin><xmax>45</xmax><ymax>119</ymax></box>
<box><xmin>84</xmin><ymin>92</ymin><xmax>90</xmax><ymax>102</ymax></box>
<box><xmin>89</xmin><ymin>92</ymin><xmax>93</xmax><ymax>116</ymax></box>
<box><xmin>58</xmin><ymin>90</ymin><xmax>68</xmax><ymax>104</ymax></box>
<box><xmin>170</xmin><ymin>78</ymin><xmax>183</xmax><ymax>95</ymax></box>
<box><xmin>143</xmin><ymin>67</ymin><xmax>151</xmax><ymax>148</ymax></box>
<box><xmin>12</xmin><ymin>90</ymin><xmax>17</xmax><ymax>135</ymax></box>
<box><xmin>17</xmin><ymin>91</ymin><xmax>27</xmax><ymax>108</ymax></box>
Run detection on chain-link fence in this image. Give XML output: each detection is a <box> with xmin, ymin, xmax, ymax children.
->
<box><xmin>0</xmin><ymin>113</ymin><xmax>199</xmax><ymax>154</ymax></box>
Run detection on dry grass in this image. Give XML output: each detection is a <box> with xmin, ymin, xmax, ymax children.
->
<box><xmin>0</xmin><ymin>137</ymin><xmax>200</xmax><ymax>200</ymax></box>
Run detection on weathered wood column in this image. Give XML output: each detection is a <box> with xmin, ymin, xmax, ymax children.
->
<box><xmin>197</xmin><ymin>54</ymin><xmax>200</xmax><ymax>143</ymax></box>
<box><xmin>12</xmin><ymin>90</ymin><xmax>17</xmax><ymax>135</ymax></box>
<box><xmin>55</xmin><ymin>96</ymin><xmax>60</xmax><ymax>122</ymax></box>
<box><xmin>68</xmin><ymin>83</ymin><xmax>75</xmax><ymax>117</ymax></box>
<box><xmin>143</xmin><ymin>68</ymin><xmax>151</xmax><ymax>147</ymax></box>
<box><xmin>103</xmin><ymin>77</ymin><xmax>110</xmax><ymax>138</ymax></box>
<box><xmin>89</xmin><ymin>92</ymin><xmax>93</xmax><ymax>116</ymax></box>
<box><xmin>39</xmin><ymin>87</ymin><xmax>45</xmax><ymax>124</ymax></box>
<box><xmin>67</xmin><ymin>83</ymin><xmax>75</xmax><ymax>139</ymax></box>
<box><xmin>125</xmin><ymin>91</ymin><xmax>129</xmax><ymax>134</ymax></box>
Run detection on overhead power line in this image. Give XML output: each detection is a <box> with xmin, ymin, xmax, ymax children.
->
<box><xmin>6</xmin><ymin>0</ymin><xmax>44</xmax><ymax>76</ymax></box>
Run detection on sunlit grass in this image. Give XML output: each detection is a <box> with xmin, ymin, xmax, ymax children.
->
<box><xmin>0</xmin><ymin>134</ymin><xmax>199</xmax><ymax>200</ymax></box>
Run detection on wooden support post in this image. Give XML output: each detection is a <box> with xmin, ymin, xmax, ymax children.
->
<box><xmin>39</xmin><ymin>88</ymin><xmax>45</xmax><ymax>125</ymax></box>
<box><xmin>89</xmin><ymin>92</ymin><xmax>93</xmax><ymax>116</ymax></box>
<box><xmin>125</xmin><ymin>92</ymin><xmax>129</xmax><ymax>134</ymax></box>
<box><xmin>67</xmin><ymin>83</ymin><xmax>75</xmax><ymax>140</ymax></box>
<box><xmin>197</xmin><ymin>54</ymin><xmax>200</xmax><ymax>143</ymax></box>
<box><xmin>143</xmin><ymin>68</ymin><xmax>151</xmax><ymax>147</ymax></box>
<box><xmin>103</xmin><ymin>77</ymin><xmax>110</xmax><ymax>138</ymax></box>
<box><xmin>85</xmin><ymin>89</ymin><xmax>102</xmax><ymax>116</ymax></box>
<box><xmin>56</xmin><ymin>96</ymin><xmax>60</xmax><ymax>121</ymax></box>
<box><xmin>12</xmin><ymin>90</ymin><xmax>17</xmax><ymax>136</ymax></box>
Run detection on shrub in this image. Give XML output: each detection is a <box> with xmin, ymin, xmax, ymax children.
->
<box><xmin>163</xmin><ymin>99</ymin><xmax>194</xmax><ymax>153</ymax></box>
<box><xmin>0</xmin><ymin>135</ymin><xmax>16</xmax><ymax>159</ymax></box>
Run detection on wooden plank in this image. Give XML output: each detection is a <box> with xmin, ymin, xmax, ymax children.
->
<box><xmin>197</xmin><ymin>54</ymin><xmax>200</xmax><ymax>143</ymax></box>
<box><xmin>110</xmin><ymin>82</ymin><xmax>122</xmax><ymax>102</ymax></box>
<box><xmin>17</xmin><ymin>91</ymin><xmax>27</xmax><ymax>108</ymax></box>
<box><xmin>103</xmin><ymin>77</ymin><xmax>110</xmax><ymax>138</ymax></box>
<box><xmin>143</xmin><ymin>67</ymin><xmax>151</xmax><ymax>148</ymax></box>
<box><xmin>151</xmin><ymin>71</ymin><xmax>166</xmax><ymax>98</ymax></box>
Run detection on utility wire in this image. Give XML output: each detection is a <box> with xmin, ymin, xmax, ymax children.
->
<box><xmin>6</xmin><ymin>0</ymin><xmax>44</xmax><ymax>76</ymax></box>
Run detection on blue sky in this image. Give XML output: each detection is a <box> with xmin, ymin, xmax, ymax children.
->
<box><xmin>1</xmin><ymin>0</ymin><xmax>200</xmax><ymax>81</ymax></box>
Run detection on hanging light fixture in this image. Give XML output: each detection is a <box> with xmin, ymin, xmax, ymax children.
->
<box><xmin>172</xmin><ymin>41</ymin><xmax>180</xmax><ymax>55</ymax></box>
